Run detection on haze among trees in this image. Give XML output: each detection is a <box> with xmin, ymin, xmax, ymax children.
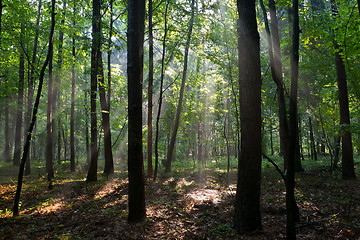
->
<box><xmin>1</xmin><ymin>0</ymin><xmax>360</xmax><ymax>239</ymax></box>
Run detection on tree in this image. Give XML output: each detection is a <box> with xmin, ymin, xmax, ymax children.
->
<box><xmin>127</xmin><ymin>0</ymin><xmax>146</xmax><ymax>222</ymax></box>
<box><xmin>153</xmin><ymin>0</ymin><xmax>169</xmax><ymax>181</ymax></box>
<box><xmin>13</xmin><ymin>0</ymin><xmax>56</xmax><ymax>216</ymax></box>
<box><xmin>70</xmin><ymin>0</ymin><xmax>76</xmax><ymax>172</ymax></box>
<box><xmin>46</xmin><ymin>28</ymin><xmax>55</xmax><ymax>184</ymax></box>
<box><xmin>233</xmin><ymin>0</ymin><xmax>262</xmax><ymax>233</ymax></box>
<box><xmin>165</xmin><ymin>0</ymin><xmax>195</xmax><ymax>173</ymax></box>
<box><xmin>331</xmin><ymin>0</ymin><xmax>356</xmax><ymax>180</ymax></box>
<box><xmin>147</xmin><ymin>0</ymin><xmax>154</xmax><ymax>177</ymax></box>
<box><xmin>13</xmin><ymin>24</ymin><xmax>25</xmax><ymax>167</ymax></box>
<box><xmin>286</xmin><ymin>0</ymin><xmax>301</xmax><ymax>237</ymax></box>
<box><xmin>23</xmin><ymin>0</ymin><xmax>42</xmax><ymax>175</ymax></box>
<box><xmin>102</xmin><ymin>0</ymin><xmax>115</xmax><ymax>176</ymax></box>
<box><xmin>86</xmin><ymin>0</ymin><xmax>101</xmax><ymax>182</ymax></box>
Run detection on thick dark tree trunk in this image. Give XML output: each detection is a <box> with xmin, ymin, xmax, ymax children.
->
<box><xmin>70</xmin><ymin>2</ymin><xmax>76</xmax><ymax>172</ymax></box>
<box><xmin>13</xmin><ymin>25</ymin><xmax>25</xmax><ymax>167</ymax></box>
<box><xmin>165</xmin><ymin>0</ymin><xmax>195</xmax><ymax>172</ymax></box>
<box><xmin>13</xmin><ymin>0</ymin><xmax>55</xmax><ymax>216</ymax></box>
<box><xmin>335</xmin><ymin>48</ymin><xmax>355</xmax><ymax>180</ymax></box>
<box><xmin>127</xmin><ymin>0</ymin><xmax>146</xmax><ymax>222</ymax></box>
<box><xmin>286</xmin><ymin>0</ymin><xmax>301</xmax><ymax>238</ymax></box>
<box><xmin>147</xmin><ymin>0</ymin><xmax>154</xmax><ymax>177</ymax></box>
<box><xmin>233</xmin><ymin>0</ymin><xmax>262</xmax><ymax>233</ymax></box>
<box><xmin>153</xmin><ymin>0</ymin><xmax>169</xmax><ymax>181</ymax></box>
<box><xmin>87</xmin><ymin>0</ymin><xmax>101</xmax><ymax>182</ymax></box>
<box><xmin>331</xmin><ymin>0</ymin><xmax>356</xmax><ymax>180</ymax></box>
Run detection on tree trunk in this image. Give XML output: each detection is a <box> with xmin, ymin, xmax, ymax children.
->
<box><xmin>13</xmin><ymin>24</ymin><xmax>25</xmax><ymax>167</ymax></box>
<box><xmin>165</xmin><ymin>0</ymin><xmax>195</xmax><ymax>172</ymax></box>
<box><xmin>24</xmin><ymin>0</ymin><xmax>42</xmax><ymax>175</ymax></box>
<box><xmin>86</xmin><ymin>0</ymin><xmax>101</xmax><ymax>182</ymax></box>
<box><xmin>4</xmin><ymin>99</ymin><xmax>10</xmax><ymax>162</ymax></box>
<box><xmin>46</xmin><ymin>36</ymin><xmax>55</xmax><ymax>183</ymax></box>
<box><xmin>286</xmin><ymin>0</ymin><xmax>301</xmax><ymax>238</ymax></box>
<box><xmin>84</xmin><ymin>89</ymin><xmax>90</xmax><ymax>164</ymax></box>
<box><xmin>153</xmin><ymin>0</ymin><xmax>169</xmax><ymax>181</ymax></box>
<box><xmin>331</xmin><ymin>0</ymin><xmax>356</xmax><ymax>180</ymax></box>
<box><xmin>13</xmin><ymin>0</ymin><xmax>55</xmax><ymax>216</ymax></box>
<box><xmin>261</xmin><ymin>0</ymin><xmax>289</xmax><ymax>167</ymax></box>
<box><xmin>70</xmin><ymin>2</ymin><xmax>76</xmax><ymax>172</ymax></box>
<box><xmin>127</xmin><ymin>0</ymin><xmax>146</xmax><ymax>223</ymax></box>
<box><xmin>308</xmin><ymin>115</ymin><xmax>317</xmax><ymax>161</ymax></box>
<box><xmin>102</xmin><ymin>0</ymin><xmax>115</xmax><ymax>176</ymax></box>
<box><xmin>147</xmin><ymin>0</ymin><xmax>154</xmax><ymax>177</ymax></box>
<box><xmin>233</xmin><ymin>0</ymin><xmax>262</xmax><ymax>233</ymax></box>
<box><xmin>333</xmin><ymin>136</ymin><xmax>340</xmax><ymax>168</ymax></box>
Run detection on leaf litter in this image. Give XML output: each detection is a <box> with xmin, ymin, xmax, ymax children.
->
<box><xmin>0</xmin><ymin>166</ymin><xmax>359</xmax><ymax>239</ymax></box>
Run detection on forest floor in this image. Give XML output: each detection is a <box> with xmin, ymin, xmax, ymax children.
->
<box><xmin>0</xmin><ymin>159</ymin><xmax>360</xmax><ymax>239</ymax></box>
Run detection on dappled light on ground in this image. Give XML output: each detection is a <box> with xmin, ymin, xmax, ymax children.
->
<box><xmin>1</xmin><ymin>166</ymin><xmax>360</xmax><ymax>239</ymax></box>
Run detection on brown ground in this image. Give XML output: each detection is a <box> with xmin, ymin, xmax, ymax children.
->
<box><xmin>0</xmin><ymin>165</ymin><xmax>359</xmax><ymax>239</ymax></box>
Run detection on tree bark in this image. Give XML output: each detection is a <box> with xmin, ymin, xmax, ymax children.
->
<box><xmin>46</xmin><ymin>34</ymin><xmax>55</xmax><ymax>183</ymax></box>
<box><xmin>286</xmin><ymin>0</ymin><xmax>301</xmax><ymax>238</ymax></box>
<box><xmin>233</xmin><ymin>0</ymin><xmax>262</xmax><ymax>233</ymax></box>
<box><xmin>165</xmin><ymin>0</ymin><xmax>195</xmax><ymax>172</ymax></box>
<box><xmin>153</xmin><ymin>0</ymin><xmax>169</xmax><ymax>181</ymax></box>
<box><xmin>13</xmin><ymin>24</ymin><xmax>25</xmax><ymax>167</ymax></box>
<box><xmin>127</xmin><ymin>0</ymin><xmax>146</xmax><ymax>222</ymax></box>
<box><xmin>86</xmin><ymin>0</ymin><xmax>101</xmax><ymax>182</ymax></box>
<box><xmin>24</xmin><ymin>0</ymin><xmax>42</xmax><ymax>175</ymax></box>
<box><xmin>102</xmin><ymin>0</ymin><xmax>115</xmax><ymax>176</ymax></box>
<box><xmin>13</xmin><ymin>0</ymin><xmax>55</xmax><ymax>216</ymax></box>
<box><xmin>147</xmin><ymin>0</ymin><xmax>154</xmax><ymax>177</ymax></box>
<box><xmin>70</xmin><ymin>1</ymin><xmax>76</xmax><ymax>172</ymax></box>
<box><xmin>4</xmin><ymin>98</ymin><xmax>10</xmax><ymax>162</ymax></box>
<box><xmin>308</xmin><ymin>116</ymin><xmax>317</xmax><ymax>160</ymax></box>
<box><xmin>331</xmin><ymin>0</ymin><xmax>356</xmax><ymax>180</ymax></box>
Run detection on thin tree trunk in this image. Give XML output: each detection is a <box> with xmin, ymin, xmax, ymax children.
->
<box><xmin>333</xmin><ymin>136</ymin><xmax>340</xmax><ymax>168</ymax></box>
<box><xmin>153</xmin><ymin>1</ymin><xmax>169</xmax><ymax>181</ymax></box>
<box><xmin>103</xmin><ymin>0</ymin><xmax>115</xmax><ymax>176</ymax></box>
<box><xmin>70</xmin><ymin>1</ymin><xmax>76</xmax><ymax>172</ymax></box>
<box><xmin>24</xmin><ymin>0</ymin><xmax>42</xmax><ymax>175</ymax></box>
<box><xmin>4</xmin><ymin>99</ymin><xmax>10</xmax><ymax>162</ymax></box>
<box><xmin>165</xmin><ymin>0</ymin><xmax>195</xmax><ymax>172</ymax></box>
<box><xmin>13</xmin><ymin>0</ymin><xmax>55</xmax><ymax>216</ymax></box>
<box><xmin>13</xmin><ymin>24</ymin><xmax>25</xmax><ymax>167</ymax></box>
<box><xmin>87</xmin><ymin>0</ymin><xmax>101</xmax><ymax>182</ymax></box>
<box><xmin>308</xmin><ymin>116</ymin><xmax>317</xmax><ymax>160</ymax></box>
<box><xmin>233</xmin><ymin>0</ymin><xmax>262</xmax><ymax>233</ymax></box>
<box><xmin>46</xmin><ymin>36</ymin><xmax>54</xmax><ymax>183</ymax></box>
<box><xmin>127</xmin><ymin>0</ymin><xmax>146</xmax><ymax>223</ymax></box>
<box><xmin>85</xmin><ymin>90</ymin><xmax>90</xmax><ymax>164</ymax></box>
<box><xmin>147</xmin><ymin>0</ymin><xmax>154</xmax><ymax>177</ymax></box>
<box><xmin>53</xmin><ymin>1</ymin><xmax>65</xmax><ymax>165</ymax></box>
